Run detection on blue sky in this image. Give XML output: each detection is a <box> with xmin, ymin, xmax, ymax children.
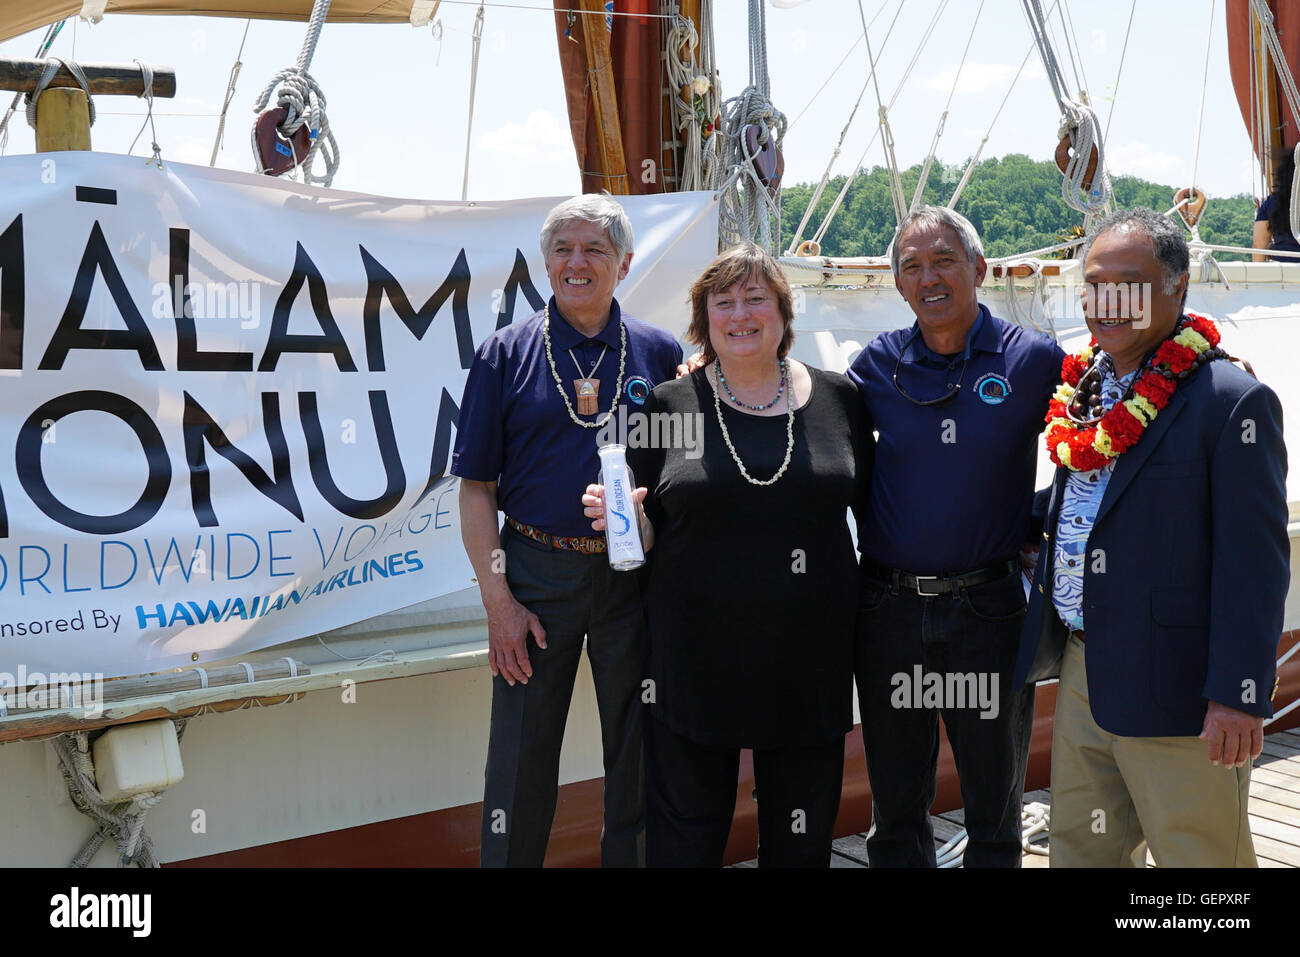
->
<box><xmin>0</xmin><ymin>0</ymin><xmax>1263</xmax><ymax>205</ymax></box>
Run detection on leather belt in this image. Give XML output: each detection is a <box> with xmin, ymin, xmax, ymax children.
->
<box><xmin>862</xmin><ymin>559</ymin><xmax>1018</xmax><ymax>597</ymax></box>
<box><xmin>505</xmin><ymin>516</ymin><xmax>606</xmax><ymax>555</ymax></box>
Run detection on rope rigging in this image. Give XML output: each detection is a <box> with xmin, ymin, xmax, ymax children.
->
<box><xmin>210</xmin><ymin>19</ymin><xmax>251</xmax><ymax>166</ymax></box>
<box><xmin>0</xmin><ymin>19</ymin><xmax>64</xmax><ymax>153</ymax></box>
<box><xmin>462</xmin><ymin>2</ymin><xmax>485</xmax><ymax>201</ymax></box>
<box><xmin>1022</xmin><ymin>0</ymin><xmax>1112</xmax><ymax>216</ymax></box>
<box><xmin>664</xmin><ymin>0</ymin><xmax>723</xmax><ymax>193</ymax></box>
<box><xmin>717</xmin><ymin>0</ymin><xmax>787</xmax><ymax>250</ymax></box>
<box><xmin>783</xmin><ymin>0</ymin><xmax>893</xmax><ymax>256</ymax></box>
<box><xmin>251</xmin><ymin>0</ymin><xmax>340</xmax><ymax>187</ymax></box>
<box><xmin>53</xmin><ymin>721</ymin><xmax>188</xmax><ymax>868</ymax></box>
<box><xmin>809</xmin><ymin>0</ymin><xmax>947</xmax><ymax>250</ymax></box>
<box><xmin>1249</xmin><ymin>0</ymin><xmax>1300</xmax><ymax>238</ymax></box>
<box><xmin>911</xmin><ymin>0</ymin><xmax>984</xmax><ymax>214</ymax></box>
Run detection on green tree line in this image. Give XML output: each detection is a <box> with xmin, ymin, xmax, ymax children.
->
<box><xmin>780</xmin><ymin>154</ymin><xmax>1257</xmax><ymax>260</ymax></box>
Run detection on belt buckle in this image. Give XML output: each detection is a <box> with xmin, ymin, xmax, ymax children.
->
<box><xmin>913</xmin><ymin>575</ymin><xmax>945</xmax><ymax>597</ymax></box>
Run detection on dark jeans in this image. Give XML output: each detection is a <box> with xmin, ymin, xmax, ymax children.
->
<box><xmin>854</xmin><ymin>566</ymin><xmax>1034</xmax><ymax>868</ymax></box>
<box><xmin>645</xmin><ymin>716</ymin><xmax>845</xmax><ymax>868</ymax></box>
<box><xmin>479</xmin><ymin>524</ymin><xmax>646</xmax><ymax>868</ymax></box>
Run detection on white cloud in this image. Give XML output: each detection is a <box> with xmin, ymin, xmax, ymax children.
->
<box><xmin>926</xmin><ymin>61</ymin><xmax>1011</xmax><ymax>95</ymax></box>
<box><xmin>476</xmin><ymin>108</ymin><xmax>571</xmax><ymax>159</ymax></box>
<box><xmin>1106</xmin><ymin>139</ymin><xmax>1185</xmax><ymax>185</ymax></box>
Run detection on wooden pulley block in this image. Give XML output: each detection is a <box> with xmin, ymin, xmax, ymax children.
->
<box><xmin>744</xmin><ymin>124</ymin><xmax>785</xmax><ymax>198</ymax></box>
<box><xmin>795</xmin><ymin>239</ymin><xmax>820</xmax><ymax>257</ymax></box>
<box><xmin>253</xmin><ymin>106</ymin><xmax>310</xmax><ymax>176</ymax></box>
<box><xmin>1055</xmin><ymin>134</ymin><xmax>1098</xmax><ymax>192</ymax></box>
<box><xmin>1174</xmin><ymin>187</ymin><xmax>1207</xmax><ymax>227</ymax></box>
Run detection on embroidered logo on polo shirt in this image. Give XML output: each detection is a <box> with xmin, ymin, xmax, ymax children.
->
<box><xmin>975</xmin><ymin>372</ymin><xmax>1012</xmax><ymax>405</ymax></box>
<box><xmin>626</xmin><ymin>376</ymin><xmax>652</xmax><ymax>405</ymax></box>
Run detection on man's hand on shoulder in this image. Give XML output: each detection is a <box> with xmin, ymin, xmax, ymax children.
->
<box><xmin>1199</xmin><ymin>700</ymin><xmax>1264</xmax><ymax>767</ymax></box>
<box><xmin>676</xmin><ymin>352</ymin><xmax>706</xmax><ymax>378</ymax></box>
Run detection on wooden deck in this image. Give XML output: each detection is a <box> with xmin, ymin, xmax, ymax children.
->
<box><xmin>734</xmin><ymin>728</ymin><xmax>1300</xmax><ymax>868</ymax></box>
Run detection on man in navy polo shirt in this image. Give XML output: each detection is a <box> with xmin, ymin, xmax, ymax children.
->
<box><xmin>848</xmin><ymin>205</ymin><xmax>1064</xmax><ymax>867</ymax></box>
<box><xmin>453</xmin><ymin>194</ymin><xmax>682</xmax><ymax>867</ymax></box>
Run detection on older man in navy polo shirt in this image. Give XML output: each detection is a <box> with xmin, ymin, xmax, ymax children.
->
<box><xmin>453</xmin><ymin>195</ymin><xmax>681</xmax><ymax>867</ymax></box>
<box><xmin>848</xmin><ymin>205</ymin><xmax>1063</xmax><ymax>867</ymax></box>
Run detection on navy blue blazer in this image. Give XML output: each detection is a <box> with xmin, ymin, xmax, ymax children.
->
<box><xmin>1013</xmin><ymin>357</ymin><xmax>1289</xmax><ymax>737</ymax></box>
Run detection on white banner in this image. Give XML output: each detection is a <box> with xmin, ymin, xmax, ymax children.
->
<box><xmin>0</xmin><ymin>153</ymin><xmax>718</xmax><ymax>678</ymax></box>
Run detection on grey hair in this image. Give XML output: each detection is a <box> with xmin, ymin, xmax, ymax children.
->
<box><xmin>1078</xmin><ymin>207</ymin><xmax>1189</xmax><ymax>303</ymax></box>
<box><xmin>890</xmin><ymin>205</ymin><xmax>985</xmax><ymax>274</ymax></box>
<box><xmin>539</xmin><ymin>194</ymin><xmax>634</xmax><ymax>260</ymax></box>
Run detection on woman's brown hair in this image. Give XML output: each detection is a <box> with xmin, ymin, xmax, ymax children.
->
<box><xmin>685</xmin><ymin>243</ymin><xmax>795</xmax><ymax>364</ymax></box>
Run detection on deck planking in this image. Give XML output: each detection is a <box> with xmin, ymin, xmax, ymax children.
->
<box><xmin>735</xmin><ymin>732</ymin><xmax>1300</xmax><ymax>868</ymax></box>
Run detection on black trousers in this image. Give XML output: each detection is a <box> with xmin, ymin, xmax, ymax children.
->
<box><xmin>645</xmin><ymin>715</ymin><xmax>845</xmax><ymax>868</ymax></box>
<box><xmin>479</xmin><ymin>524</ymin><xmax>646</xmax><ymax>867</ymax></box>
<box><xmin>854</xmin><ymin>568</ymin><xmax>1034</xmax><ymax>867</ymax></box>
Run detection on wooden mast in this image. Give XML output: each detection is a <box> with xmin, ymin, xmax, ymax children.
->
<box><xmin>577</xmin><ymin>0</ymin><xmax>629</xmax><ymax>194</ymax></box>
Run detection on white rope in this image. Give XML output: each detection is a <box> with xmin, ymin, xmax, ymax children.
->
<box><xmin>717</xmin><ymin>0</ymin><xmax>786</xmax><ymax>250</ymax></box>
<box><xmin>23</xmin><ymin>56</ymin><xmax>96</xmax><ymax>130</ymax></box>
<box><xmin>250</xmin><ymin>0</ymin><xmax>339</xmax><ymax>187</ymax></box>
<box><xmin>861</xmin><ymin>0</ymin><xmax>928</xmax><ymax>226</ymax></box>
<box><xmin>664</xmin><ymin>1</ymin><xmax>723</xmax><ymax>193</ymax></box>
<box><xmin>1102</xmin><ymin>0</ymin><xmax>1136</xmax><ymax>146</ymax></box>
<box><xmin>785</xmin><ymin>0</ymin><xmax>899</xmax><ymax>254</ymax></box>
<box><xmin>52</xmin><ymin>721</ymin><xmax>188</xmax><ymax>868</ymax></box>
<box><xmin>210</xmin><ymin>19</ymin><xmax>250</xmax><ymax>166</ymax></box>
<box><xmin>461</xmin><ymin>3</ymin><xmax>485</xmax><ymax>201</ymax></box>
<box><xmin>1186</xmin><ymin>0</ymin><xmax>1216</xmax><ymax>213</ymax></box>
<box><xmin>1001</xmin><ymin>258</ymin><xmax>1057</xmax><ymax>339</ymax></box>
<box><xmin>1021</xmin><ymin>0</ymin><xmax>1111</xmax><ymax>214</ymax></box>
<box><xmin>935</xmin><ymin>801</ymin><xmax>1051</xmax><ymax>867</ymax></box>
<box><xmin>810</xmin><ymin>0</ymin><xmax>947</xmax><ymax>248</ymax></box>
<box><xmin>126</xmin><ymin>58</ymin><xmax>163</xmax><ymax>168</ymax></box>
<box><xmin>1251</xmin><ymin>0</ymin><xmax>1300</xmax><ymax>129</ymax></box>
<box><xmin>911</xmin><ymin>0</ymin><xmax>984</xmax><ymax>213</ymax></box>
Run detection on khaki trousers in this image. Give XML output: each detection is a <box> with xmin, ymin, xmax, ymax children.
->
<box><xmin>1049</xmin><ymin>635</ymin><xmax>1256</xmax><ymax>867</ymax></box>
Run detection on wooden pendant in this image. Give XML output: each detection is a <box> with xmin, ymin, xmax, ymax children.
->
<box><xmin>574</xmin><ymin>378</ymin><xmax>600</xmax><ymax>415</ymax></box>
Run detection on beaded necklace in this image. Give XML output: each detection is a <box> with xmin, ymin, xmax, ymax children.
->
<box><xmin>711</xmin><ymin>360</ymin><xmax>795</xmax><ymax>486</ymax></box>
<box><xmin>542</xmin><ymin>304</ymin><xmax>627</xmax><ymax>429</ymax></box>
<box><xmin>717</xmin><ymin>358</ymin><xmax>786</xmax><ymax>410</ymax></box>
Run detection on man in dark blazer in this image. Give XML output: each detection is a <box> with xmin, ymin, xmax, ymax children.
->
<box><xmin>1014</xmin><ymin>207</ymin><xmax>1289</xmax><ymax>867</ymax></box>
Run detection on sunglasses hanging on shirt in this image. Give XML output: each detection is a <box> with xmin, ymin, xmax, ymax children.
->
<box><xmin>892</xmin><ymin>327</ymin><xmax>971</xmax><ymax>407</ymax></box>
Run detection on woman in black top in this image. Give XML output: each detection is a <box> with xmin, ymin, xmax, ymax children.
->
<box><xmin>584</xmin><ymin>244</ymin><xmax>872</xmax><ymax>866</ymax></box>
<box><xmin>1253</xmin><ymin>151</ymin><xmax>1300</xmax><ymax>262</ymax></box>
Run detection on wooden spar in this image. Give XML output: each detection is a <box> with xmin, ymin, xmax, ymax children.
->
<box><xmin>0</xmin><ymin>56</ymin><xmax>175</xmax><ymax>153</ymax></box>
<box><xmin>0</xmin><ymin>58</ymin><xmax>176</xmax><ymax>97</ymax></box>
<box><xmin>577</xmin><ymin>0</ymin><xmax>629</xmax><ymax>195</ymax></box>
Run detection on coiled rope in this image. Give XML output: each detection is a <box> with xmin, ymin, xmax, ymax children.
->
<box><xmin>717</xmin><ymin>0</ymin><xmax>786</xmax><ymax>250</ymax></box>
<box><xmin>664</xmin><ymin>1</ymin><xmax>723</xmax><ymax>193</ymax></box>
<box><xmin>1022</xmin><ymin>0</ymin><xmax>1111</xmax><ymax>215</ymax></box>
<box><xmin>251</xmin><ymin>0</ymin><xmax>340</xmax><ymax>187</ymax></box>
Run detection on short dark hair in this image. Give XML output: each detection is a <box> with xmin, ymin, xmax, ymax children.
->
<box><xmin>1078</xmin><ymin>207</ymin><xmax>1189</xmax><ymax>309</ymax></box>
<box><xmin>686</xmin><ymin>244</ymin><xmax>795</xmax><ymax>363</ymax></box>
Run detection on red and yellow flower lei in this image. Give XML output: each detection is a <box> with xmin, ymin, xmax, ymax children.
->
<box><xmin>1044</xmin><ymin>312</ymin><xmax>1221</xmax><ymax>472</ymax></box>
